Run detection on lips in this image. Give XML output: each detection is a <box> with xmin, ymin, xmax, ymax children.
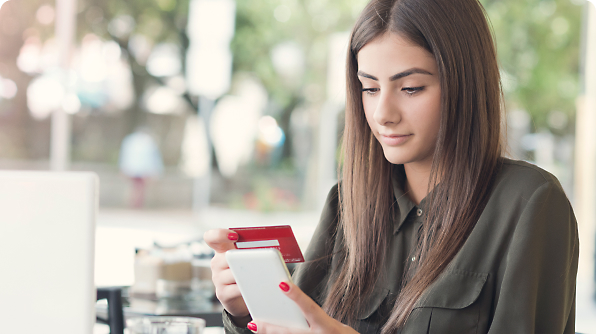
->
<box><xmin>381</xmin><ymin>133</ymin><xmax>410</xmax><ymax>137</ymax></box>
<box><xmin>380</xmin><ymin>134</ymin><xmax>412</xmax><ymax>146</ymax></box>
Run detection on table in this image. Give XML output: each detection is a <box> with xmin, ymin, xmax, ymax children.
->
<box><xmin>96</xmin><ymin>287</ymin><xmax>224</xmax><ymax>328</ymax></box>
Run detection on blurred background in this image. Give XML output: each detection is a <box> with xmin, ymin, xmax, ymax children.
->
<box><xmin>0</xmin><ymin>0</ymin><xmax>595</xmax><ymax>332</ymax></box>
<box><xmin>0</xmin><ymin>0</ymin><xmax>586</xmax><ymax>208</ymax></box>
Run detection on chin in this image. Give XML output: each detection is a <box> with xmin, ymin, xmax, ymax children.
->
<box><xmin>382</xmin><ymin>151</ymin><xmax>408</xmax><ymax>165</ymax></box>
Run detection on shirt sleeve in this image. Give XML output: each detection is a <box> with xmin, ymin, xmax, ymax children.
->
<box><xmin>292</xmin><ymin>184</ymin><xmax>341</xmax><ymax>304</ymax></box>
<box><xmin>488</xmin><ymin>180</ymin><xmax>579</xmax><ymax>333</ymax></box>
<box><xmin>222</xmin><ymin>309</ymin><xmax>253</xmax><ymax>334</ymax></box>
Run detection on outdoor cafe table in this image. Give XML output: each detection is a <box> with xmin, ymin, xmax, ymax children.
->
<box><xmin>96</xmin><ymin>287</ymin><xmax>224</xmax><ymax>328</ymax></box>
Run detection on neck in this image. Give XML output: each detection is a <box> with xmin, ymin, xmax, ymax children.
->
<box><xmin>403</xmin><ymin>163</ymin><xmax>433</xmax><ymax>205</ymax></box>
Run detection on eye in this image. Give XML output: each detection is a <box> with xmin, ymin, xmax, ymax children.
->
<box><xmin>402</xmin><ymin>86</ymin><xmax>425</xmax><ymax>96</ymax></box>
<box><xmin>362</xmin><ymin>88</ymin><xmax>379</xmax><ymax>96</ymax></box>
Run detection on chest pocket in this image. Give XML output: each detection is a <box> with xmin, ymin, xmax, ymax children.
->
<box><xmin>353</xmin><ymin>287</ymin><xmax>390</xmax><ymax>334</ymax></box>
<box><xmin>405</xmin><ymin>269</ymin><xmax>488</xmax><ymax>334</ymax></box>
<box><xmin>356</xmin><ymin>287</ymin><xmax>390</xmax><ymax>320</ymax></box>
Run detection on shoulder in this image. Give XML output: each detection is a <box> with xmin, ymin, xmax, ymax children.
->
<box><xmin>469</xmin><ymin>159</ymin><xmax>577</xmax><ymax>271</ymax></box>
<box><xmin>303</xmin><ymin>183</ymin><xmax>343</xmax><ymax>262</ymax></box>
<box><xmin>316</xmin><ymin>183</ymin><xmax>341</xmax><ymax>235</ymax></box>
<box><xmin>493</xmin><ymin>158</ymin><xmax>568</xmax><ymax>201</ymax></box>
<box><xmin>479</xmin><ymin>158</ymin><xmax>574</xmax><ymax>231</ymax></box>
<box><xmin>489</xmin><ymin>160</ymin><xmax>578</xmax><ymax>262</ymax></box>
<box><xmin>294</xmin><ymin>184</ymin><xmax>342</xmax><ymax>299</ymax></box>
<box><xmin>325</xmin><ymin>183</ymin><xmax>340</xmax><ymax>204</ymax></box>
<box><xmin>497</xmin><ymin>158</ymin><xmax>561</xmax><ymax>187</ymax></box>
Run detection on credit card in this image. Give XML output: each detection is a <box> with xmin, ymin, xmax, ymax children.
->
<box><xmin>230</xmin><ymin>225</ymin><xmax>304</xmax><ymax>263</ymax></box>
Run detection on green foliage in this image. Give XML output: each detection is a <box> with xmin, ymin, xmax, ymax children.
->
<box><xmin>6</xmin><ymin>0</ymin><xmax>583</xmax><ymax>164</ymax></box>
<box><xmin>82</xmin><ymin>0</ymin><xmax>190</xmax><ymax>43</ymax></box>
<box><xmin>231</xmin><ymin>0</ymin><xmax>583</xmax><ymax>133</ymax></box>
<box><xmin>231</xmin><ymin>0</ymin><xmax>367</xmax><ymax>113</ymax></box>
<box><xmin>76</xmin><ymin>0</ymin><xmax>583</xmax><ymax>133</ymax></box>
<box><xmin>481</xmin><ymin>0</ymin><xmax>582</xmax><ymax>131</ymax></box>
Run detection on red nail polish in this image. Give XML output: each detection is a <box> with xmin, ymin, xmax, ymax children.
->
<box><xmin>247</xmin><ymin>322</ymin><xmax>257</xmax><ymax>331</ymax></box>
<box><xmin>227</xmin><ymin>233</ymin><xmax>238</xmax><ymax>241</ymax></box>
<box><xmin>279</xmin><ymin>282</ymin><xmax>290</xmax><ymax>292</ymax></box>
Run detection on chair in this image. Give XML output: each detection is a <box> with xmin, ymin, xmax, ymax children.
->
<box><xmin>97</xmin><ymin>287</ymin><xmax>125</xmax><ymax>334</ymax></box>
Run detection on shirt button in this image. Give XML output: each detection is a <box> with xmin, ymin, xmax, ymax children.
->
<box><xmin>417</xmin><ymin>208</ymin><xmax>423</xmax><ymax>216</ymax></box>
<box><xmin>411</xmin><ymin>256</ymin><xmax>416</xmax><ymax>262</ymax></box>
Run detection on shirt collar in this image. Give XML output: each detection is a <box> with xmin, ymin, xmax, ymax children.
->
<box><xmin>391</xmin><ymin>165</ymin><xmax>428</xmax><ymax>234</ymax></box>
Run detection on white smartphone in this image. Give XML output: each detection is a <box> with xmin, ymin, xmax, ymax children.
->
<box><xmin>225</xmin><ymin>248</ymin><xmax>310</xmax><ymax>330</ymax></box>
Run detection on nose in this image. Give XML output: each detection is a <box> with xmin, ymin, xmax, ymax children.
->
<box><xmin>372</xmin><ymin>90</ymin><xmax>400</xmax><ymax>125</ymax></box>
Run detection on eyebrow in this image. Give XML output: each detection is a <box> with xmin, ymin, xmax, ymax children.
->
<box><xmin>357</xmin><ymin>68</ymin><xmax>433</xmax><ymax>81</ymax></box>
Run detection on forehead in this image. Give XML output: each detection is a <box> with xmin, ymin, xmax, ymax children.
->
<box><xmin>357</xmin><ymin>32</ymin><xmax>436</xmax><ymax>75</ymax></box>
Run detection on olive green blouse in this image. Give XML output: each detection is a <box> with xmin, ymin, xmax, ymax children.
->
<box><xmin>223</xmin><ymin>158</ymin><xmax>579</xmax><ymax>333</ymax></box>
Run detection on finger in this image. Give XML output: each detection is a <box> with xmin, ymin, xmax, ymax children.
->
<box><xmin>204</xmin><ymin>228</ymin><xmax>238</xmax><ymax>253</ymax></box>
<box><xmin>211</xmin><ymin>253</ymin><xmax>230</xmax><ymax>271</ymax></box>
<box><xmin>215</xmin><ymin>284</ymin><xmax>243</xmax><ymax>304</ymax></box>
<box><xmin>248</xmin><ymin>321</ymin><xmax>309</xmax><ymax>334</ymax></box>
<box><xmin>212</xmin><ymin>268</ymin><xmax>237</xmax><ymax>286</ymax></box>
<box><xmin>279</xmin><ymin>281</ymin><xmax>327</xmax><ymax>324</ymax></box>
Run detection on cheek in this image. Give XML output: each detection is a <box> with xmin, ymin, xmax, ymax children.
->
<box><xmin>429</xmin><ymin>95</ymin><xmax>442</xmax><ymax>132</ymax></box>
<box><xmin>426</xmin><ymin>110</ymin><xmax>442</xmax><ymax>145</ymax></box>
<box><xmin>413</xmin><ymin>93</ymin><xmax>441</xmax><ymax>132</ymax></box>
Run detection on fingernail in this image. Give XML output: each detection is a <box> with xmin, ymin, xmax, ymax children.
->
<box><xmin>279</xmin><ymin>282</ymin><xmax>290</xmax><ymax>292</ymax></box>
<box><xmin>247</xmin><ymin>322</ymin><xmax>257</xmax><ymax>331</ymax></box>
<box><xmin>227</xmin><ymin>233</ymin><xmax>238</xmax><ymax>241</ymax></box>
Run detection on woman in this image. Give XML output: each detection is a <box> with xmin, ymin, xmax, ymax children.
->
<box><xmin>205</xmin><ymin>0</ymin><xmax>579</xmax><ymax>332</ymax></box>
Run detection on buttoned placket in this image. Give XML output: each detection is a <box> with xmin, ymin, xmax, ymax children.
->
<box><xmin>399</xmin><ymin>205</ymin><xmax>424</xmax><ymax>284</ymax></box>
<box><xmin>411</xmin><ymin>206</ymin><xmax>425</xmax><ymax>263</ymax></box>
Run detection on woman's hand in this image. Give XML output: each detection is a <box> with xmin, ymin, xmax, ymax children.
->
<box><xmin>203</xmin><ymin>228</ymin><xmax>251</xmax><ymax>325</ymax></box>
<box><xmin>246</xmin><ymin>281</ymin><xmax>359</xmax><ymax>334</ymax></box>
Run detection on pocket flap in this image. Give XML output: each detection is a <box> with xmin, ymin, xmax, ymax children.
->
<box><xmin>415</xmin><ymin>269</ymin><xmax>488</xmax><ymax>310</ymax></box>
<box><xmin>356</xmin><ymin>287</ymin><xmax>390</xmax><ymax>319</ymax></box>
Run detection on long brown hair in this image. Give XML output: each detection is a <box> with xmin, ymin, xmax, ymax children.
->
<box><xmin>324</xmin><ymin>0</ymin><xmax>503</xmax><ymax>331</ymax></box>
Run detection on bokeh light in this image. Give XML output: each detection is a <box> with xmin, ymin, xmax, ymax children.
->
<box><xmin>35</xmin><ymin>5</ymin><xmax>55</xmax><ymax>25</ymax></box>
<box><xmin>0</xmin><ymin>77</ymin><xmax>17</xmax><ymax>100</ymax></box>
<box><xmin>17</xmin><ymin>37</ymin><xmax>43</xmax><ymax>74</ymax></box>
<box><xmin>146</xmin><ymin>43</ymin><xmax>181</xmax><ymax>77</ymax></box>
<box><xmin>27</xmin><ymin>74</ymin><xmax>65</xmax><ymax>120</ymax></box>
<box><xmin>257</xmin><ymin>116</ymin><xmax>283</xmax><ymax>147</ymax></box>
<box><xmin>142</xmin><ymin>86</ymin><xmax>184</xmax><ymax>115</ymax></box>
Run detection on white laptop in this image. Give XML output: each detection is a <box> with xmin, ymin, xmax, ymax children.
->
<box><xmin>0</xmin><ymin>171</ymin><xmax>98</xmax><ymax>334</ymax></box>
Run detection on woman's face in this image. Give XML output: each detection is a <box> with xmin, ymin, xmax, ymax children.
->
<box><xmin>357</xmin><ymin>32</ymin><xmax>441</xmax><ymax>170</ymax></box>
